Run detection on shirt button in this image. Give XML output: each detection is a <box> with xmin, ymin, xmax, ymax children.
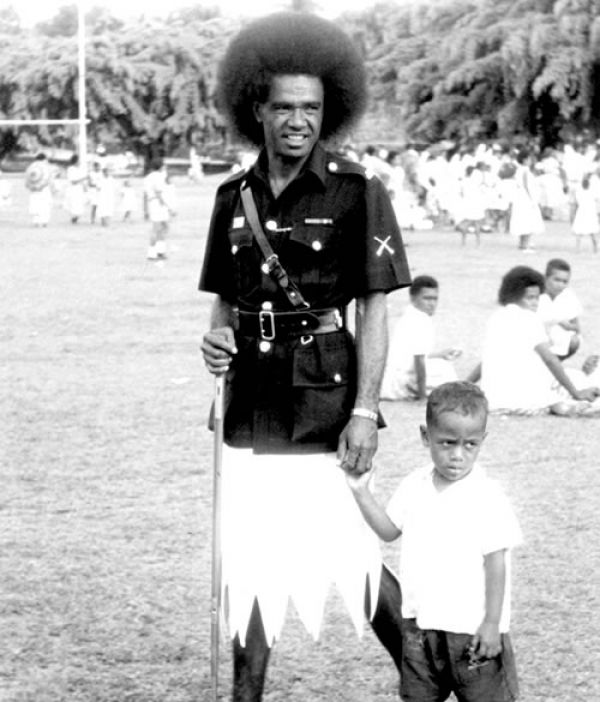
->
<box><xmin>312</xmin><ymin>240</ymin><xmax>322</xmax><ymax>251</ymax></box>
<box><xmin>265</xmin><ymin>220</ymin><xmax>277</xmax><ymax>231</ymax></box>
<box><xmin>231</xmin><ymin>245</ymin><xmax>239</xmax><ymax>254</ymax></box>
<box><xmin>259</xmin><ymin>341</ymin><xmax>271</xmax><ymax>353</ymax></box>
<box><xmin>333</xmin><ymin>373</ymin><xmax>342</xmax><ymax>383</ymax></box>
<box><xmin>327</xmin><ymin>161</ymin><xmax>338</xmax><ymax>172</ymax></box>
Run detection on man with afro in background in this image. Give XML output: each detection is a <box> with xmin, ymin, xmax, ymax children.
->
<box><xmin>200</xmin><ymin>12</ymin><xmax>411</xmax><ymax>700</ymax></box>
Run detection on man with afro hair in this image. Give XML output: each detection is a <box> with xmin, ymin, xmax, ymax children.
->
<box><xmin>200</xmin><ymin>12</ymin><xmax>411</xmax><ymax>700</ymax></box>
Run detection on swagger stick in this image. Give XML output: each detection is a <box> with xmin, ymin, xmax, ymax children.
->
<box><xmin>210</xmin><ymin>373</ymin><xmax>225</xmax><ymax>702</ymax></box>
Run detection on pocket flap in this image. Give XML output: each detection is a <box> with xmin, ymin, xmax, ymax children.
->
<box><xmin>290</xmin><ymin>223</ymin><xmax>336</xmax><ymax>252</ymax></box>
<box><xmin>292</xmin><ymin>333</ymin><xmax>353</xmax><ymax>388</ymax></box>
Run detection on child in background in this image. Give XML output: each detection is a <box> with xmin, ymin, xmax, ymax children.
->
<box><xmin>571</xmin><ymin>174</ymin><xmax>599</xmax><ymax>253</ymax></box>
<box><xmin>347</xmin><ymin>381</ymin><xmax>522</xmax><ymax>702</ymax></box>
<box><xmin>538</xmin><ymin>258</ymin><xmax>582</xmax><ymax>361</ymax></box>
<box><xmin>120</xmin><ymin>179</ymin><xmax>137</xmax><ymax>221</ymax></box>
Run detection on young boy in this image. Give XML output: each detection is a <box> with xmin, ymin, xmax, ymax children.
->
<box><xmin>347</xmin><ymin>381</ymin><xmax>522</xmax><ymax>701</ymax></box>
<box><xmin>537</xmin><ymin>258</ymin><xmax>582</xmax><ymax>361</ymax></box>
<box><xmin>380</xmin><ymin>276</ymin><xmax>460</xmax><ymax>400</ymax></box>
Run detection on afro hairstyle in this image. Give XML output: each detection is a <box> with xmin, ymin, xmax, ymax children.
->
<box><xmin>217</xmin><ymin>12</ymin><xmax>367</xmax><ymax>147</ymax></box>
<box><xmin>497</xmin><ymin>265</ymin><xmax>545</xmax><ymax>305</ymax></box>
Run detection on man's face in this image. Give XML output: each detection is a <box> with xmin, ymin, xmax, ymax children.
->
<box><xmin>412</xmin><ymin>287</ymin><xmax>439</xmax><ymax>316</ymax></box>
<box><xmin>254</xmin><ymin>74</ymin><xmax>324</xmax><ymax>164</ymax></box>
<box><xmin>545</xmin><ymin>269</ymin><xmax>570</xmax><ymax>299</ymax></box>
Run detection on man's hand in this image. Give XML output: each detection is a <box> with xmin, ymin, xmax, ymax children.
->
<box><xmin>201</xmin><ymin>326</ymin><xmax>237</xmax><ymax>375</ymax></box>
<box><xmin>470</xmin><ymin>620</ymin><xmax>502</xmax><ymax>659</ymax></box>
<box><xmin>337</xmin><ymin>416</ymin><xmax>378</xmax><ymax>476</ymax></box>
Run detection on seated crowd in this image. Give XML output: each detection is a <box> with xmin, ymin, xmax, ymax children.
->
<box><xmin>382</xmin><ymin>259</ymin><xmax>600</xmax><ymax>416</ymax></box>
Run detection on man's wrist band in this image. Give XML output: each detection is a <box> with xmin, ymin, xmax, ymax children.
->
<box><xmin>351</xmin><ymin>407</ymin><xmax>378</xmax><ymax>422</ymax></box>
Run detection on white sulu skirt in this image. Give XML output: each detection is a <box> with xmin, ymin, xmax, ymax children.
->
<box><xmin>219</xmin><ymin>446</ymin><xmax>383</xmax><ymax>646</ymax></box>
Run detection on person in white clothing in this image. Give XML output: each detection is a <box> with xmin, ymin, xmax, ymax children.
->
<box><xmin>381</xmin><ymin>276</ymin><xmax>460</xmax><ymax>400</ymax></box>
<box><xmin>507</xmin><ymin>149</ymin><xmax>544</xmax><ymax>251</ymax></box>
<box><xmin>570</xmin><ymin>175</ymin><xmax>599</xmax><ymax>252</ymax></box>
<box><xmin>347</xmin><ymin>381</ymin><xmax>522</xmax><ymax>701</ymax></box>
<box><xmin>538</xmin><ymin>259</ymin><xmax>582</xmax><ymax>360</ymax></box>
<box><xmin>143</xmin><ymin>158</ymin><xmax>175</xmax><ymax>260</ymax></box>
<box><xmin>467</xmin><ymin>266</ymin><xmax>598</xmax><ymax>414</ymax></box>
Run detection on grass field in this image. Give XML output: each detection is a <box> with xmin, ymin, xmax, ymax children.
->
<box><xmin>2</xmin><ymin>172</ymin><xmax>599</xmax><ymax>701</ymax></box>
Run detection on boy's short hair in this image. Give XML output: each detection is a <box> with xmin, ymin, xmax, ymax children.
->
<box><xmin>410</xmin><ymin>275</ymin><xmax>438</xmax><ymax>297</ymax></box>
<box><xmin>426</xmin><ymin>381</ymin><xmax>488</xmax><ymax>428</ymax></box>
<box><xmin>498</xmin><ymin>265</ymin><xmax>545</xmax><ymax>305</ymax></box>
<box><xmin>545</xmin><ymin>258</ymin><xmax>570</xmax><ymax>276</ymax></box>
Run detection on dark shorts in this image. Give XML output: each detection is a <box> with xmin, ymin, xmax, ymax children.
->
<box><xmin>400</xmin><ymin>619</ymin><xmax>519</xmax><ymax>702</ymax></box>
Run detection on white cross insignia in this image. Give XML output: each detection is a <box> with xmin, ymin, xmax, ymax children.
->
<box><xmin>374</xmin><ymin>236</ymin><xmax>394</xmax><ymax>256</ymax></box>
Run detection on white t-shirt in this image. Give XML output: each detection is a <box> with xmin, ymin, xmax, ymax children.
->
<box><xmin>381</xmin><ymin>304</ymin><xmax>433</xmax><ymax>398</ymax></box>
<box><xmin>387</xmin><ymin>465</ymin><xmax>522</xmax><ymax>634</ymax></box>
<box><xmin>480</xmin><ymin>304</ymin><xmax>554</xmax><ymax>410</ymax></box>
<box><xmin>538</xmin><ymin>289</ymin><xmax>582</xmax><ymax>356</ymax></box>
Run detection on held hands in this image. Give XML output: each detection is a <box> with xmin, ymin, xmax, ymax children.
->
<box><xmin>201</xmin><ymin>326</ymin><xmax>237</xmax><ymax>375</ymax></box>
<box><xmin>337</xmin><ymin>415</ymin><xmax>378</xmax><ymax>477</ymax></box>
<box><xmin>470</xmin><ymin>620</ymin><xmax>502</xmax><ymax>660</ymax></box>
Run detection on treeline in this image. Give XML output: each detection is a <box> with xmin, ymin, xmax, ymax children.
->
<box><xmin>1</xmin><ymin>0</ymin><xmax>599</xmax><ymax>157</ymax></box>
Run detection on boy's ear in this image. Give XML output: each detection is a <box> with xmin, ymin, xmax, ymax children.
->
<box><xmin>419</xmin><ymin>424</ymin><xmax>429</xmax><ymax>445</ymax></box>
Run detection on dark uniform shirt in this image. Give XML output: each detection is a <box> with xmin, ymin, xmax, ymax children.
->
<box><xmin>200</xmin><ymin>144</ymin><xmax>411</xmax><ymax>454</ymax></box>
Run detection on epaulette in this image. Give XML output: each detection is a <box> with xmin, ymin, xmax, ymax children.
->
<box><xmin>325</xmin><ymin>155</ymin><xmax>378</xmax><ymax>182</ymax></box>
<box><xmin>216</xmin><ymin>167</ymin><xmax>249</xmax><ymax>192</ymax></box>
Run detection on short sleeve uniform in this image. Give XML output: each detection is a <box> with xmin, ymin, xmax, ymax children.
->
<box><xmin>199</xmin><ymin>144</ymin><xmax>411</xmax><ymax>453</ymax></box>
<box><xmin>386</xmin><ymin>465</ymin><xmax>522</xmax><ymax>634</ymax></box>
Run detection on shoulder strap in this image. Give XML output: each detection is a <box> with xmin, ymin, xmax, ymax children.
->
<box><xmin>239</xmin><ymin>182</ymin><xmax>309</xmax><ymax>310</ymax></box>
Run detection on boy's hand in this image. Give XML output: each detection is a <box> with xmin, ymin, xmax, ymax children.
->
<box><xmin>344</xmin><ymin>464</ymin><xmax>373</xmax><ymax>492</ymax></box>
<box><xmin>471</xmin><ymin>620</ymin><xmax>502</xmax><ymax>659</ymax></box>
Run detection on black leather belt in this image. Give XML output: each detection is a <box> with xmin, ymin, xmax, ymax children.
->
<box><xmin>238</xmin><ymin>307</ymin><xmax>345</xmax><ymax>341</ymax></box>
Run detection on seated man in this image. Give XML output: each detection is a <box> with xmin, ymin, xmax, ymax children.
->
<box><xmin>381</xmin><ymin>275</ymin><xmax>460</xmax><ymax>400</ymax></box>
<box><xmin>538</xmin><ymin>258</ymin><xmax>582</xmax><ymax>361</ymax></box>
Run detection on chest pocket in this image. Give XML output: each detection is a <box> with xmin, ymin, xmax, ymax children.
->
<box><xmin>228</xmin><ymin>227</ymin><xmax>264</xmax><ymax>299</ymax></box>
<box><xmin>287</xmin><ymin>223</ymin><xmax>340</xmax><ymax>286</ymax></box>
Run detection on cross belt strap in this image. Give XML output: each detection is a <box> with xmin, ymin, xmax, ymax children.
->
<box><xmin>239</xmin><ymin>182</ymin><xmax>310</xmax><ymax>310</ymax></box>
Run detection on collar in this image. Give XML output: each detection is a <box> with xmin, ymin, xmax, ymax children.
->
<box><xmin>250</xmin><ymin>143</ymin><xmax>328</xmax><ymax>192</ymax></box>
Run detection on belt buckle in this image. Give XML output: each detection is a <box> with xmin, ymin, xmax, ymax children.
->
<box><xmin>259</xmin><ymin>310</ymin><xmax>276</xmax><ymax>341</ymax></box>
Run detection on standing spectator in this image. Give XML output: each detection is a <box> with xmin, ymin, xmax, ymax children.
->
<box><xmin>96</xmin><ymin>166</ymin><xmax>116</xmax><ymax>227</ymax></box>
<box><xmin>0</xmin><ymin>166</ymin><xmax>12</xmax><ymax>209</ymax></box>
<box><xmin>571</xmin><ymin>174</ymin><xmax>599</xmax><ymax>253</ymax></box>
<box><xmin>24</xmin><ymin>153</ymin><xmax>53</xmax><ymax>227</ymax></box>
<box><xmin>143</xmin><ymin>158</ymin><xmax>173</xmax><ymax>260</ymax></box>
<box><xmin>63</xmin><ymin>154</ymin><xmax>86</xmax><ymax>224</ymax></box>
<box><xmin>87</xmin><ymin>161</ymin><xmax>102</xmax><ymax>224</ymax></box>
<box><xmin>119</xmin><ymin>179</ymin><xmax>137</xmax><ymax>221</ymax></box>
<box><xmin>199</xmin><ymin>12</ymin><xmax>410</xmax><ymax>700</ymax></box>
<box><xmin>508</xmin><ymin>149</ymin><xmax>544</xmax><ymax>252</ymax></box>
